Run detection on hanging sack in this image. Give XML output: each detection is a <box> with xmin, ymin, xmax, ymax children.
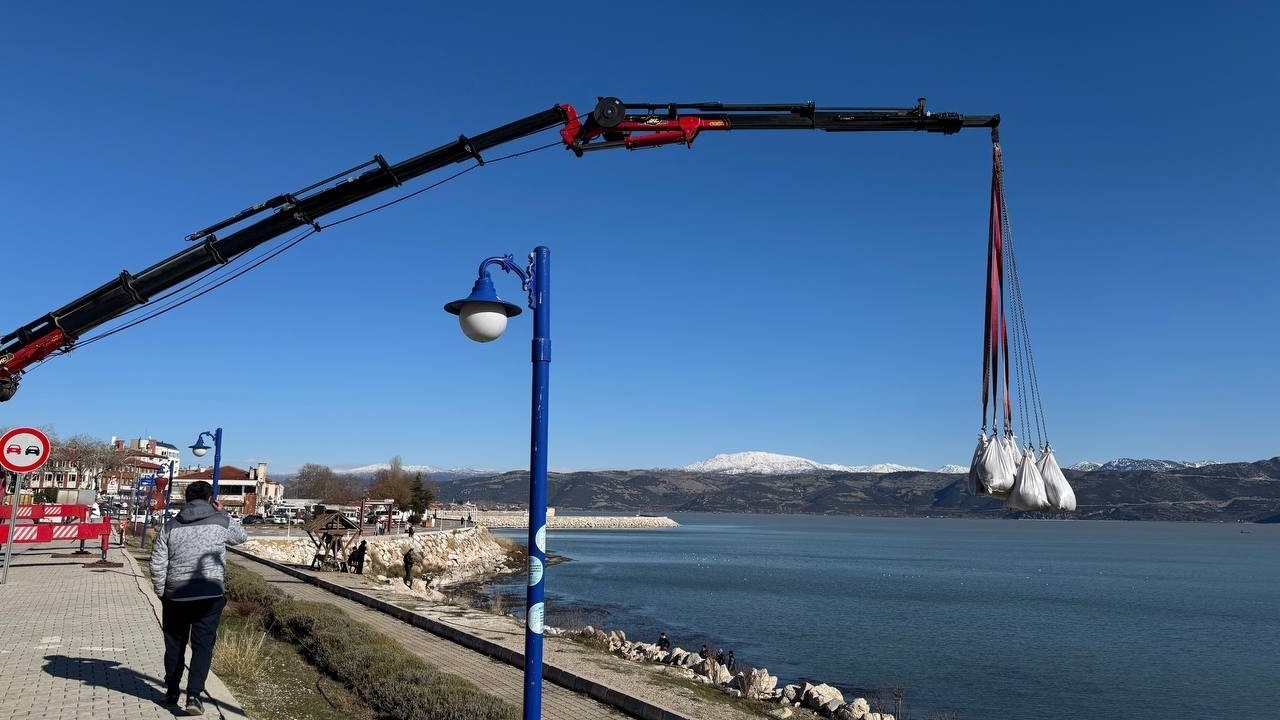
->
<box><xmin>976</xmin><ymin>432</ymin><xmax>1015</xmax><ymax>497</ymax></box>
<box><xmin>967</xmin><ymin>433</ymin><xmax>990</xmax><ymax>495</ymax></box>
<box><xmin>1037</xmin><ymin>447</ymin><xmax>1077</xmax><ymax>512</ymax></box>
<box><xmin>1007</xmin><ymin>445</ymin><xmax>1051</xmax><ymax>511</ymax></box>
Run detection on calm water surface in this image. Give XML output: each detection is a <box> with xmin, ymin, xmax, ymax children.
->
<box><xmin>491</xmin><ymin>515</ymin><xmax>1280</xmax><ymax>719</ymax></box>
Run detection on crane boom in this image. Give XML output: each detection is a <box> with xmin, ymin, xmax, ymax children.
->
<box><xmin>0</xmin><ymin>96</ymin><xmax>997</xmax><ymax>402</ymax></box>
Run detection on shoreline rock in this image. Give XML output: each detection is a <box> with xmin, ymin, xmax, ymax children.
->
<box><xmin>577</xmin><ymin>625</ymin><xmax>896</xmax><ymax>720</ymax></box>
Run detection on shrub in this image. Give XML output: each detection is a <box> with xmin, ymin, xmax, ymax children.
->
<box><xmin>225</xmin><ymin>562</ymin><xmax>284</xmax><ymax>618</ymax></box>
<box><xmin>271</xmin><ymin>598</ymin><xmax>518</xmax><ymax>720</ymax></box>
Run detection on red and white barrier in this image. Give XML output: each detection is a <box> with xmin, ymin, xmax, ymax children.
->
<box><xmin>0</xmin><ymin>504</ymin><xmax>91</xmax><ymax>521</ymax></box>
<box><xmin>0</xmin><ymin>518</ymin><xmax>111</xmax><ymax>544</ymax></box>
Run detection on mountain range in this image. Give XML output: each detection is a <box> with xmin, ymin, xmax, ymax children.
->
<box><xmin>321</xmin><ymin>452</ymin><xmax>1232</xmax><ymax>479</ymax></box>
<box><xmin>1067</xmin><ymin>458</ymin><xmax>1220</xmax><ymax>472</ymax></box>
<box><xmin>435</xmin><ymin>454</ymin><xmax>1280</xmax><ymax>523</ymax></box>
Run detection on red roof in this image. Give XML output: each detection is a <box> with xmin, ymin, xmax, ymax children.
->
<box><xmin>175</xmin><ymin>465</ymin><xmax>252</xmax><ymax>481</ymax></box>
<box><xmin>133</xmin><ymin>461</ymin><xmax>165</xmax><ymax>470</ymax></box>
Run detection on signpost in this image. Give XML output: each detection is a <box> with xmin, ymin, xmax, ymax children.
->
<box><xmin>1</xmin><ymin>426</ymin><xmax>52</xmax><ymax>584</ymax></box>
<box><xmin>137</xmin><ymin>475</ymin><xmax>156</xmax><ymax>548</ymax></box>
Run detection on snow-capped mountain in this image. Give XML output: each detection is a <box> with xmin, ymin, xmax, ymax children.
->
<box><xmin>335</xmin><ymin>463</ymin><xmax>495</xmax><ymax>481</ymax></box>
<box><xmin>935</xmin><ymin>464</ymin><xmax>970</xmax><ymax>474</ymax></box>
<box><xmin>682</xmin><ymin>451</ymin><xmax>923</xmax><ymax>475</ymax></box>
<box><xmin>1068</xmin><ymin>458</ymin><xmax>1220</xmax><ymax>472</ymax></box>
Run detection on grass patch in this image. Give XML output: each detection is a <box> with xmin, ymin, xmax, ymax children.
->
<box><xmin>227</xmin><ymin>563</ymin><xmax>519</xmax><ymax>720</ymax></box>
<box><xmin>272</xmin><ymin>597</ymin><xmax>517</xmax><ymax>720</ymax></box>
<box><xmin>211</xmin><ymin>620</ymin><xmax>267</xmax><ymax>683</ymax></box>
<box><xmin>217</xmin><ymin>611</ymin><xmax>374</xmax><ymax>720</ymax></box>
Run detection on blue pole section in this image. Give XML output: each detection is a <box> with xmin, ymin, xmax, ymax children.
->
<box><xmin>140</xmin><ymin>476</ymin><xmax>154</xmax><ymax>549</ymax></box>
<box><xmin>522</xmin><ymin>246</ymin><xmax>550</xmax><ymax>720</ymax></box>
<box><xmin>211</xmin><ymin>428</ymin><xmax>223</xmax><ymax>500</ymax></box>
<box><xmin>162</xmin><ymin>461</ymin><xmax>175</xmax><ymax>522</ymax></box>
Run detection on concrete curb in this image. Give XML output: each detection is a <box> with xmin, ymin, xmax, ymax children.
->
<box><xmin>230</xmin><ymin>547</ymin><xmax>694</xmax><ymax>720</ymax></box>
<box><xmin>120</xmin><ymin>546</ymin><xmax>249</xmax><ymax>720</ymax></box>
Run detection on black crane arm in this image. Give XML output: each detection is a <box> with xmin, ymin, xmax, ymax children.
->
<box><xmin>0</xmin><ymin>96</ymin><xmax>997</xmax><ymax>402</ymax></box>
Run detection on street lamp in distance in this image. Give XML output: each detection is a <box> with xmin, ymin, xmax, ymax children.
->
<box><xmin>189</xmin><ymin>428</ymin><xmax>223</xmax><ymax>500</ymax></box>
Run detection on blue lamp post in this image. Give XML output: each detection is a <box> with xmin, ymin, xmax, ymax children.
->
<box><xmin>189</xmin><ymin>428</ymin><xmax>223</xmax><ymax>500</ymax></box>
<box><xmin>445</xmin><ymin>246</ymin><xmax>550</xmax><ymax>720</ymax></box>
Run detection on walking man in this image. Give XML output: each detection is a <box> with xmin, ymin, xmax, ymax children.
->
<box><xmin>150</xmin><ymin>481</ymin><xmax>247</xmax><ymax>715</ymax></box>
<box><xmin>350</xmin><ymin>540</ymin><xmax>368</xmax><ymax>575</ymax></box>
<box><xmin>403</xmin><ymin>546</ymin><xmax>417</xmax><ymax>587</ymax></box>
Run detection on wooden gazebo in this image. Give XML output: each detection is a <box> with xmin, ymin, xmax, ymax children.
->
<box><xmin>303</xmin><ymin>511</ymin><xmax>360</xmax><ymax>572</ymax></box>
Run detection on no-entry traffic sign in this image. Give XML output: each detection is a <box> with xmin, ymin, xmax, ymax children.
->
<box><xmin>1</xmin><ymin>427</ymin><xmax>51</xmax><ymax>474</ymax></box>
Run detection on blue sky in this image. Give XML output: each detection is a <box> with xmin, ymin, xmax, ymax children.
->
<box><xmin>2</xmin><ymin>2</ymin><xmax>1276</xmax><ymax>473</ymax></box>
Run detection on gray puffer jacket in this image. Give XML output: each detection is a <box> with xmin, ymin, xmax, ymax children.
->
<box><xmin>150</xmin><ymin>499</ymin><xmax>248</xmax><ymax>601</ymax></box>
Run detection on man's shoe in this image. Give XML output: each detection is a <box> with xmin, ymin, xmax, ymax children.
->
<box><xmin>164</xmin><ymin>691</ymin><xmax>181</xmax><ymax>706</ymax></box>
<box><xmin>184</xmin><ymin>696</ymin><xmax>204</xmax><ymax>716</ymax></box>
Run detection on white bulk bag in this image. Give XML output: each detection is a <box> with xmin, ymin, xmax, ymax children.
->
<box><xmin>975</xmin><ymin>432</ymin><xmax>1015</xmax><ymax>497</ymax></box>
<box><xmin>1037</xmin><ymin>447</ymin><xmax>1077</xmax><ymax>512</ymax></box>
<box><xmin>1007</xmin><ymin>445</ymin><xmax>1051</xmax><ymax>511</ymax></box>
<box><xmin>967</xmin><ymin>433</ymin><xmax>989</xmax><ymax>495</ymax></box>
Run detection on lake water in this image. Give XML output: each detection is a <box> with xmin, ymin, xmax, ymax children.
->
<box><xmin>489</xmin><ymin>514</ymin><xmax>1280</xmax><ymax>719</ymax></box>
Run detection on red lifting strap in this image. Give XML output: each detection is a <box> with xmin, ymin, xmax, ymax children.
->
<box><xmin>982</xmin><ymin>142</ymin><xmax>1012</xmax><ymax>431</ymax></box>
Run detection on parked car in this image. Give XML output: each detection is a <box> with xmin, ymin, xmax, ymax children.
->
<box><xmin>242</xmin><ymin>514</ymin><xmax>265</xmax><ymax>525</ymax></box>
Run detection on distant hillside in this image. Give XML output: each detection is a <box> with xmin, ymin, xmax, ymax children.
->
<box><xmin>442</xmin><ymin>457</ymin><xmax>1280</xmax><ymax>522</ymax></box>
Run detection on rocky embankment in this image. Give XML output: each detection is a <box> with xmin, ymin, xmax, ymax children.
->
<box><xmin>474</xmin><ymin>510</ymin><xmax>678</xmax><ymax>529</ymax></box>
<box><xmin>579</xmin><ymin>627</ymin><xmax>896</xmax><ymax>720</ymax></box>
<box><xmin>238</xmin><ymin>526</ymin><xmax>515</xmax><ymax>591</ymax></box>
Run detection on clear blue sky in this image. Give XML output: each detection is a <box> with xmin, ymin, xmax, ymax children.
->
<box><xmin>2</xmin><ymin>2</ymin><xmax>1276</xmax><ymax>473</ymax></box>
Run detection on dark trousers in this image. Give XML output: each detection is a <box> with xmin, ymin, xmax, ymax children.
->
<box><xmin>162</xmin><ymin>596</ymin><xmax>227</xmax><ymax>698</ymax></box>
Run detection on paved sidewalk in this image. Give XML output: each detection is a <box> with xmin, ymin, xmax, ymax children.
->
<box><xmin>0</xmin><ymin>542</ymin><xmax>246</xmax><ymax>720</ymax></box>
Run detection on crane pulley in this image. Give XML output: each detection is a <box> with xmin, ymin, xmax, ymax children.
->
<box><xmin>0</xmin><ymin>96</ymin><xmax>998</xmax><ymax>402</ymax></box>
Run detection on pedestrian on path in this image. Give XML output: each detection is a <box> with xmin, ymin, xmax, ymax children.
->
<box><xmin>350</xmin><ymin>540</ymin><xmax>367</xmax><ymax>575</ymax></box>
<box><xmin>150</xmin><ymin>481</ymin><xmax>247</xmax><ymax>716</ymax></box>
<box><xmin>727</xmin><ymin>650</ymin><xmax>736</xmax><ymax>672</ymax></box>
<box><xmin>699</xmin><ymin>644</ymin><xmax>709</xmax><ymax>659</ymax></box>
<box><xmin>657</xmin><ymin>632</ymin><xmax>671</xmax><ymax>651</ymax></box>
<box><xmin>408</xmin><ymin>523</ymin><xmax>415</xmax><ymax>539</ymax></box>
<box><xmin>403</xmin><ymin>547</ymin><xmax>417</xmax><ymax>587</ymax></box>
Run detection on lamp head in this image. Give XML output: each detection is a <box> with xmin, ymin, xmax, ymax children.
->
<box><xmin>189</xmin><ymin>434</ymin><xmax>210</xmax><ymax>457</ymax></box>
<box><xmin>444</xmin><ymin>275</ymin><xmax>522</xmax><ymax>343</ymax></box>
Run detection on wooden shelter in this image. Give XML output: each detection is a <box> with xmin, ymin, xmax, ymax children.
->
<box><xmin>303</xmin><ymin>511</ymin><xmax>360</xmax><ymax>572</ymax></box>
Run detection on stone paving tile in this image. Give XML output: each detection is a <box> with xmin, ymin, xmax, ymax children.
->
<box><xmin>0</xmin><ymin>542</ymin><xmax>246</xmax><ymax>720</ymax></box>
<box><xmin>228</xmin><ymin>556</ymin><xmax>630</xmax><ymax>719</ymax></box>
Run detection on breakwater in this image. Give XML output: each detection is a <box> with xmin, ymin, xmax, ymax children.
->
<box><xmin>473</xmin><ymin>510</ymin><xmax>678</xmax><ymax>529</ymax></box>
<box><xmin>238</xmin><ymin>526</ymin><xmax>515</xmax><ymax>593</ymax></box>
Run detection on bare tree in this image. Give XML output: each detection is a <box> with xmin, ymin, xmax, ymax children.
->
<box><xmin>370</xmin><ymin>455</ymin><xmax>413</xmax><ymax>507</ymax></box>
<box><xmin>54</xmin><ymin>435</ymin><xmax>122</xmax><ymax>492</ymax></box>
<box><xmin>293</xmin><ymin>463</ymin><xmax>360</xmax><ymax>504</ymax></box>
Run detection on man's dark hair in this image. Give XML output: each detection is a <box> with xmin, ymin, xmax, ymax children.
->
<box><xmin>185</xmin><ymin>481</ymin><xmax>214</xmax><ymax>503</ymax></box>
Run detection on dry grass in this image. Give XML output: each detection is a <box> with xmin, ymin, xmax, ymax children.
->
<box><xmin>212</xmin><ymin>624</ymin><xmax>267</xmax><ymax>683</ymax></box>
<box><xmin>493</xmin><ymin>534</ymin><xmax>527</xmax><ymax>565</ymax></box>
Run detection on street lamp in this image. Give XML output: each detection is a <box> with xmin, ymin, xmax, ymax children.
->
<box><xmin>445</xmin><ymin>247</ymin><xmax>550</xmax><ymax>720</ymax></box>
<box><xmin>189</xmin><ymin>428</ymin><xmax>223</xmax><ymax>500</ymax></box>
